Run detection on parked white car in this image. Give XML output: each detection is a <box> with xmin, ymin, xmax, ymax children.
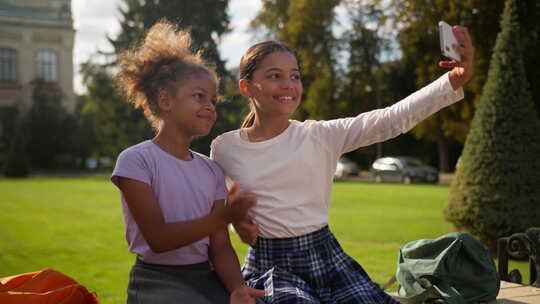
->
<box><xmin>371</xmin><ymin>156</ymin><xmax>438</xmax><ymax>184</ymax></box>
<box><xmin>334</xmin><ymin>157</ymin><xmax>359</xmax><ymax>179</ymax></box>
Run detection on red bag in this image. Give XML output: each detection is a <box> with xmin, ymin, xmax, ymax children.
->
<box><xmin>0</xmin><ymin>269</ymin><xmax>99</xmax><ymax>304</ymax></box>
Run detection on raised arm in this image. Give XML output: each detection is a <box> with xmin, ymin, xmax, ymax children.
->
<box><xmin>317</xmin><ymin>26</ymin><xmax>474</xmax><ymax>155</ymax></box>
<box><xmin>318</xmin><ymin>72</ymin><xmax>463</xmax><ymax>155</ymax></box>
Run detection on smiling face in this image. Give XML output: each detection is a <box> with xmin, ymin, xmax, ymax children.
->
<box><xmin>241</xmin><ymin>51</ymin><xmax>302</xmax><ymax>119</ymax></box>
<box><xmin>160</xmin><ymin>71</ymin><xmax>218</xmax><ymax>137</ymax></box>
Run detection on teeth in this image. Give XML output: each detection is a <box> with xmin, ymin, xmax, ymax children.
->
<box><xmin>274</xmin><ymin>96</ymin><xmax>296</xmax><ymax>104</ymax></box>
<box><xmin>278</xmin><ymin>96</ymin><xmax>293</xmax><ymax>100</ymax></box>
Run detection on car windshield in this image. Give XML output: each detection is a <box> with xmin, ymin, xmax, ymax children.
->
<box><xmin>401</xmin><ymin>159</ymin><xmax>423</xmax><ymax>167</ymax></box>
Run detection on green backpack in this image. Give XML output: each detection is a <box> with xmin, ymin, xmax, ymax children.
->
<box><xmin>395</xmin><ymin>232</ymin><xmax>500</xmax><ymax>304</ymax></box>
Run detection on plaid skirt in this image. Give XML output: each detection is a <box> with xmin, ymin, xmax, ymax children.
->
<box><xmin>242</xmin><ymin>226</ymin><xmax>401</xmax><ymax>304</ymax></box>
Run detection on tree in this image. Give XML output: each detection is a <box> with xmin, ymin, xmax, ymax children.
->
<box><xmin>3</xmin><ymin>117</ymin><xmax>30</xmax><ymax>177</ymax></box>
<box><xmin>109</xmin><ymin>0</ymin><xmax>231</xmax><ymax>78</ymax></box>
<box><xmin>250</xmin><ymin>1</ymin><xmax>442</xmax><ymax>167</ymax></box>
<box><xmin>0</xmin><ymin>106</ymin><xmax>18</xmax><ymax>161</ymax></box>
<box><xmin>375</xmin><ymin>0</ymin><xmax>540</xmax><ymax>171</ymax></box>
<box><xmin>336</xmin><ymin>2</ymin><xmax>386</xmax><ymax>117</ymax></box>
<box><xmin>251</xmin><ymin>0</ymin><xmax>341</xmax><ymax>120</ymax></box>
<box><xmin>26</xmin><ymin>80</ymin><xmax>73</xmax><ymax>169</ymax></box>
<box><xmin>80</xmin><ymin>62</ymin><xmax>153</xmax><ymax>161</ymax></box>
<box><xmin>444</xmin><ymin>0</ymin><xmax>540</xmax><ymax>250</ymax></box>
<box><xmin>80</xmin><ymin>0</ymin><xmax>236</xmax><ymax>158</ymax></box>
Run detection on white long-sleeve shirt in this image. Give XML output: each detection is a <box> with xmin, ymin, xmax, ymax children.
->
<box><xmin>210</xmin><ymin>73</ymin><xmax>464</xmax><ymax>238</ymax></box>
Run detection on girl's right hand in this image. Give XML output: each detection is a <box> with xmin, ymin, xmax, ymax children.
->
<box><xmin>221</xmin><ymin>183</ymin><xmax>257</xmax><ymax>223</ymax></box>
<box><xmin>230</xmin><ymin>285</ymin><xmax>266</xmax><ymax>304</ymax></box>
<box><xmin>439</xmin><ymin>25</ymin><xmax>475</xmax><ymax>90</ymax></box>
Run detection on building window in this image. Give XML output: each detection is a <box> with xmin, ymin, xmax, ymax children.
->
<box><xmin>36</xmin><ymin>49</ymin><xmax>58</xmax><ymax>82</ymax></box>
<box><xmin>0</xmin><ymin>48</ymin><xmax>17</xmax><ymax>82</ymax></box>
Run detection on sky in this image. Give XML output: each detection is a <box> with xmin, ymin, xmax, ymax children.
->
<box><xmin>71</xmin><ymin>0</ymin><xmax>262</xmax><ymax>94</ymax></box>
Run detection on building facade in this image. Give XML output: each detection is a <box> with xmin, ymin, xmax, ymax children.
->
<box><xmin>0</xmin><ymin>0</ymin><xmax>74</xmax><ymax>110</ymax></box>
<box><xmin>0</xmin><ymin>0</ymin><xmax>74</xmax><ymax>153</ymax></box>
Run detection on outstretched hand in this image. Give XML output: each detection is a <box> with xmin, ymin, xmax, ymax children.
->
<box><xmin>439</xmin><ymin>25</ymin><xmax>475</xmax><ymax>90</ymax></box>
<box><xmin>221</xmin><ymin>183</ymin><xmax>257</xmax><ymax>223</ymax></box>
<box><xmin>230</xmin><ymin>285</ymin><xmax>265</xmax><ymax>304</ymax></box>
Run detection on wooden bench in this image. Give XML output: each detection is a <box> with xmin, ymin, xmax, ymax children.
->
<box><xmin>491</xmin><ymin>281</ymin><xmax>540</xmax><ymax>303</ymax></box>
<box><xmin>497</xmin><ymin>228</ymin><xmax>540</xmax><ymax>288</ymax></box>
<box><xmin>493</xmin><ymin>227</ymin><xmax>540</xmax><ymax>303</ymax></box>
<box><xmin>390</xmin><ymin>281</ymin><xmax>540</xmax><ymax>303</ymax></box>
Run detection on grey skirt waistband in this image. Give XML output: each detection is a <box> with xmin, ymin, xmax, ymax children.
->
<box><xmin>135</xmin><ymin>257</ymin><xmax>212</xmax><ymax>271</ymax></box>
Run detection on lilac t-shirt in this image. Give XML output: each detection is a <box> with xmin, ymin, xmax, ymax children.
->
<box><xmin>111</xmin><ymin>140</ymin><xmax>227</xmax><ymax>265</ymax></box>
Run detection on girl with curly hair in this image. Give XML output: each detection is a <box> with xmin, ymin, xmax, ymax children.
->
<box><xmin>112</xmin><ymin>21</ymin><xmax>264</xmax><ymax>304</ymax></box>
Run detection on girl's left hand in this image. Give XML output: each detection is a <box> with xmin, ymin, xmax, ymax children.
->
<box><xmin>223</xmin><ymin>183</ymin><xmax>257</xmax><ymax>223</ymax></box>
<box><xmin>233</xmin><ymin>215</ymin><xmax>259</xmax><ymax>246</ymax></box>
<box><xmin>439</xmin><ymin>25</ymin><xmax>475</xmax><ymax>90</ymax></box>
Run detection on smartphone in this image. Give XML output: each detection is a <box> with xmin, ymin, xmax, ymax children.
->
<box><xmin>438</xmin><ymin>21</ymin><xmax>461</xmax><ymax>61</ymax></box>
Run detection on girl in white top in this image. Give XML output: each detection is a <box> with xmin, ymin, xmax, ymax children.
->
<box><xmin>211</xmin><ymin>26</ymin><xmax>474</xmax><ymax>303</ymax></box>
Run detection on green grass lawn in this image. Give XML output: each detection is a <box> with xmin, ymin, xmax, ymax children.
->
<box><xmin>0</xmin><ymin>176</ymin><xmax>529</xmax><ymax>303</ymax></box>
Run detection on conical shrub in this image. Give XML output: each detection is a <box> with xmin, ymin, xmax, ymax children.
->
<box><xmin>444</xmin><ymin>0</ymin><xmax>540</xmax><ymax>250</ymax></box>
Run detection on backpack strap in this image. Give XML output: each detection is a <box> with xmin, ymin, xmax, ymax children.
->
<box><xmin>402</xmin><ymin>276</ymin><xmax>443</xmax><ymax>303</ymax></box>
<box><xmin>382</xmin><ymin>275</ymin><xmax>397</xmax><ymax>290</ymax></box>
<box><xmin>432</xmin><ymin>280</ymin><xmax>466</xmax><ymax>304</ymax></box>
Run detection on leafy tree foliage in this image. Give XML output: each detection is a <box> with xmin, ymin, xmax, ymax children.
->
<box><xmin>251</xmin><ymin>0</ymin><xmax>436</xmax><ymax>168</ymax></box>
<box><xmin>79</xmin><ymin>62</ymin><xmax>153</xmax><ymax>161</ymax></box>
<box><xmin>109</xmin><ymin>0</ymin><xmax>230</xmax><ymax>77</ymax></box>
<box><xmin>26</xmin><ymin>81</ymin><xmax>74</xmax><ymax>169</ymax></box>
<box><xmin>444</xmin><ymin>0</ymin><xmax>540</xmax><ymax>249</ymax></box>
<box><xmin>3</xmin><ymin>117</ymin><xmax>30</xmax><ymax>177</ymax></box>
<box><xmin>80</xmin><ymin>0</ymin><xmax>238</xmax><ymax>158</ymax></box>
<box><xmin>69</xmin><ymin>95</ymin><xmax>99</xmax><ymax>169</ymax></box>
<box><xmin>0</xmin><ymin>107</ymin><xmax>18</xmax><ymax>161</ymax></box>
<box><xmin>375</xmin><ymin>0</ymin><xmax>540</xmax><ymax>171</ymax></box>
<box><xmin>251</xmin><ymin>0</ymin><xmax>341</xmax><ymax>120</ymax></box>
<box><xmin>336</xmin><ymin>2</ymin><xmax>386</xmax><ymax>117</ymax></box>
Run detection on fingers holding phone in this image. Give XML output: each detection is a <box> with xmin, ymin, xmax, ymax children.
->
<box><xmin>438</xmin><ymin>22</ymin><xmax>475</xmax><ymax>90</ymax></box>
<box><xmin>452</xmin><ymin>26</ymin><xmax>474</xmax><ymax>61</ymax></box>
<box><xmin>439</xmin><ymin>21</ymin><xmax>461</xmax><ymax>61</ymax></box>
